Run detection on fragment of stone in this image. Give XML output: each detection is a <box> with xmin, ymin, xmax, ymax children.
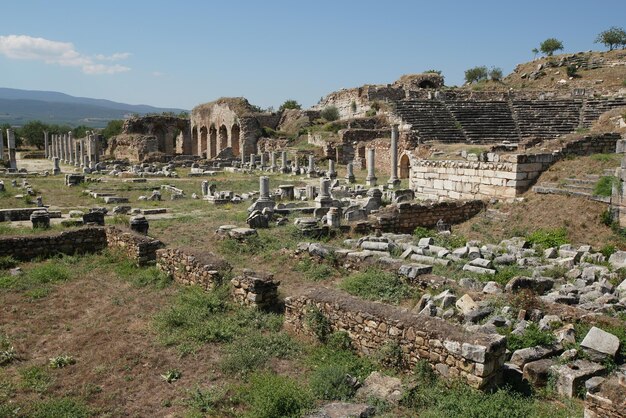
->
<box><xmin>305</xmin><ymin>402</ymin><xmax>375</xmax><ymax>418</ymax></box>
<box><xmin>355</xmin><ymin>371</ymin><xmax>404</xmax><ymax>405</ymax></box>
<box><xmin>510</xmin><ymin>345</ymin><xmax>561</xmax><ymax>368</ymax></box>
<box><xmin>523</xmin><ymin>358</ymin><xmax>557</xmax><ymax>388</ymax></box>
<box><xmin>580</xmin><ymin>326</ymin><xmax>620</xmax><ymax>361</ymax></box>
<box><xmin>505</xmin><ymin>276</ymin><xmax>554</xmax><ymax>294</ymax></box>
<box><xmin>482</xmin><ymin>281</ymin><xmax>503</xmax><ymax>294</ymax></box>
<box><xmin>550</xmin><ymin>360</ymin><xmax>605</xmax><ymax>397</ymax></box>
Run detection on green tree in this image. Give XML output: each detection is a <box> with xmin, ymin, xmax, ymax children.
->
<box><xmin>101</xmin><ymin>119</ymin><xmax>124</xmax><ymax>139</ymax></box>
<box><xmin>489</xmin><ymin>67</ymin><xmax>503</xmax><ymax>81</ymax></box>
<box><xmin>539</xmin><ymin>38</ymin><xmax>564</xmax><ymax>56</ymax></box>
<box><xmin>72</xmin><ymin>125</ymin><xmax>92</xmax><ymax>139</ymax></box>
<box><xmin>531</xmin><ymin>48</ymin><xmax>539</xmax><ymax>59</ymax></box>
<box><xmin>279</xmin><ymin>99</ymin><xmax>301</xmax><ymax>111</ymax></box>
<box><xmin>595</xmin><ymin>26</ymin><xmax>626</xmax><ymax>51</ymax></box>
<box><xmin>464</xmin><ymin>66</ymin><xmax>488</xmax><ymax>84</ymax></box>
<box><xmin>0</xmin><ymin>123</ymin><xmax>18</xmax><ymax>147</ymax></box>
<box><xmin>17</xmin><ymin>120</ymin><xmax>47</xmax><ymax>149</ymax></box>
<box><xmin>320</xmin><ymin>106</ymin><xmax>340</xmax><ymax>121</ymax></box>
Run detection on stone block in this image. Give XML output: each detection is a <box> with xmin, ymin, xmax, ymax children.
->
<box><xmin>550</xmin><ymin>360</ymin><xmax>605</xmax><ymax>398</ymax></box>
<box><xmin>580</xmin><ymin>327</ymin><xmax>620</xmax><ymax>360</ymax></box>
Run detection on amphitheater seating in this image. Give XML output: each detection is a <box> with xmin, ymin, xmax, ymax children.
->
<box><xmin>512</xmin><ymin>100</ymin><xmax>583</xmax><ymax>139</ymax></box>
<box><xmin>394</xmin><ymin>100</ymin><xmax>465</xmax><ymax>142</ymax></box>
<box><xmin>446</xmin><ymin>101</ymin><xmax>519</xmax><ymax>142</ymax></box>
<box><xmin>582</xmin><ymin>98</ymin><xmax>626</xmax><ymax>127</ymax></box>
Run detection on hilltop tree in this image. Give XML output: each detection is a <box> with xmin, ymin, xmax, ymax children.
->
<box><xmin>539</xmin><ymin>38</ymin><xmax>564</xmax><ymax>56</ymax></box>
<box><xmin>532</xmin><ymin>48</ymin><xmax>539</xmax><ymax>59</ymax></box>
<box><xmin>489</xmin><ymin>67</ymin><xmax>503</xmax><ymax>81</ymax></box>
<box><xmin>595</xmin><ymin>26</ymin><xmax>626</xmax><ymax>51</ymax></box>
<box><xmin>279</xmin><ymin>99</ymin><xmax>302</xmax><ymax>111</ymax></box>
<box><xmin>464</xmin><ymin>66</ymin><xmax>488</xmax><ymax>84</ymax></box>
<box><xmin>101</xmin><ymin>119</ymin><xmax>124</xmax><ymax>139</ymax></box>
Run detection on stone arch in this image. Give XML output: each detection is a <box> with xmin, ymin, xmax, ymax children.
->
<box><xmin>191</xmin><ymin>126</ymin><xmax>198</xmax><ymax>155</ymax></box>
<box><xmin>399</xmin><ymin>153</ymin><xmax>410</xmax><ymax>179</ymax></box>
<box><xmin>200</xmin><ymin>126</ymin><xmax>208</xmax><ymax>158</ymax></box>
<box><xmin>231</xmin><ymin>124</ymin><xmax>240</xmax><ymax>156</ymax></box>
<box><xmin>219</xmin><ymin>124</ymin><xmax>228</xmax><ymax>152</ymax></box>
<box><xmin>209</xmin><ymin>125</ymin><xmax>217</xmax><ymax>158</ymax></box>
<box><xmin>418</xmin><ymin>80</ymin><xmax>437</xmax><ymax>89</ymax></box>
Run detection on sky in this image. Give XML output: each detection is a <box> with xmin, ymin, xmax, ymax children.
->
<box><xmin>1</xmin><ymin>0</ymin><xmax>625</xmax><ymax>111</ymax></box>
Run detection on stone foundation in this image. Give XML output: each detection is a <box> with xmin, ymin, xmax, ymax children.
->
<box><xmin>231</xmin><ymin>270</ymin><xmax>280</xmax><ymax>310</ymax></box>
<box><xmin>0</xmin><ymin>207</ymin><xmax>61</xmax><ymax>222</ymax></box>
<box><xmin>105</xmin><ymin>226</ymin><xmax>164</xmax><ymax>266</ymax></box>
<box><xmin>373</xmin><ymin>200</ymin><xmax>485</xmax><ymax>233</ymax></box>
<box><xmin>285</xmin><ymin>287</ymin><xmax>506</xmax><ymax>389</ymax></box>
<box><xmin>156</xmin><ymin>247</ymin><xmax>230</xmax><ymax>290</ymax></box>
<box><xmin>584</xmin><ymin>375</ymin><xmax>626</xmax><ymax>418</ymax></box>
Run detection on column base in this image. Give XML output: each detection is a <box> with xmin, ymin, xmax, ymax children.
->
<box><xmin>346</xmin><ymin>175</ymin><xmax>356</xmax><ymax>184</ymax></box>
<box><xmin>387</xmin><ymin>178</ymin><xmax>401</xmax><ymax>188</ymax></box>
<box><xmin>366</xmin><ymin>176</ymin><xmax>377</xmax><ymax>187</ymax></box>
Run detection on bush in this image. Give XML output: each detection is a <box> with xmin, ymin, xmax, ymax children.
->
<box><xmin>327</xmin><ymin>331</ymin><xmax>352</xmax><ymax>351</ymax></box>
<box><xmin>320</xmin><ymin>106</ymin><xmax>340</xmax><ymax>122</ymax></box>
<box><xmin>309</xmin><ymin>364</ymin><xmax>356</xmax><ymax>400</ymax></box>
<box><xmin>245</xmin><ymin>372</ymin><xmax>313</xmax><ymax>418</ymax></box>
<box><xmin>373</xmin><ymin>341</ymin><xmax>405</xmax><ymax>370</ymax></box>
<box><xmin>539</xmin><ymin>38</ymin><xmax>564</xmax><ymax>56</ymax></box>
<box><xmin>526</xmin><ymin>227</ymin><xmax>568</xmax><ymax>249</ymax></box>
<box><xmin>0</xmin><ymin>256</ymin><xmax>17</xmax><ymax>270</ymax></box>
<box><xmin>507</xmin><ymin>323</ymin><xmax>556</xmax><ymax>351</ymax></box>
<box><xmin>600</xmin><ymin>244</ymin><xmax>616</xmax><ymax>258</ymax></box>
<box><xmin>413</xmin><ymin>226</ymin><xmax>433</xmax><ymax>240</ymax></box>
<box><xmin>489</xmin><ymin>67</ymin><xmax>503</xmax><ymax>81</ymax></box>
<box><xmin>464</xmin><ymin>66</ymin><xmax>488</xmax><ymax>84</ymax></box>
<box><xmin>279</xmin><ymin>99</ymin><xmax>302</xmax><ymax>111</ymax></box>
<box><xmin>593</xmin><ymin>176</ymin><xmax>618</xmax><ymax>197</ymax></box>
<box><xmin>600</xmin><ymin>208</ymin><xmax>614</xmax><ymax>226</ymax></box>
<box><xmin>339</xmin><ymin>268</ymin><xmax>411</xmax><ymax>303</ymax></box>
<box><xmin>566</xmin><ymin>65</ymin><xmax>578</xmax><ymax>77</ymax></box>
<box><xmin>304</xmin><ymin>306</ymin><xmax>331</xmax><ymax>343</ymax></box>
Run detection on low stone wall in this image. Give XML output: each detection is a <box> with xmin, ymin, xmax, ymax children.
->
<box><xmin>156</xmin><ymin>247</ymin><xmax>229</xmax><ymax>290</ymax></box>
<box><xmin>285</xmin><ymin>287</ymin><xmax>506</xmax><ymax>389</ymax></box>
<box><xmin>105</xmin><ymin>226</ymin><xmax>164</xmax><ymax>266</ymax></box>
<box><xmin>0</xmin><ymin>227</ymin><xmax>107</xmax><ymax>261</ymax></box>
<box><xmin>373</xmin><ymin>200</ymin><xmax>485</xmax><ymax>233</ymax></box>
<box><xmin>231</xmin><ymin>270</ymin><xmax>280</xmax><ymax>310</ymax></box>
<box><xmin>584</xmin><ymin>376</ymin><xmax>626</xmax><ymax>418</ymax></box>
<box><xmin>0</xmin><ymin>207</ymin><xmax>54</xmax><ymax>222</ymax></box>
<box><xmin>559</xmin><ymin>132</ymin><xmax>621</xmax><ymax>157</ymax></box>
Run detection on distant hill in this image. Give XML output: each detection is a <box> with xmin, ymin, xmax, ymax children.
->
<box><xmin>0</xmin><ymin>88</ymin><xmax>187</xmax><ymax>128</ymax></box>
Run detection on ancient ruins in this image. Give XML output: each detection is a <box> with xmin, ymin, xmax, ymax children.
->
<box><xmin>1</xmin><ymin>49</ymin><xmax>626</xmax><ymax>417</ymax></box>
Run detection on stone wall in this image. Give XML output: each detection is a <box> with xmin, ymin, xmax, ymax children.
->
<box><xmin>105</xmin><ymin>226</ymin><xmax>164</xmax><ymax>266</ymax></box>
<box><xmin>231</xmin><ymin>270</ymin><xmax>280</xmax><ymax>310</ymax></box>
<box><xmin>284</xmin><ymin>287</ymin><xmax>506</xmax><ymax>389</ymax></box>
<box><xmin>107</xmin><ymin>134</ymin><xmax>159</xmax><ymax>163</ymax></box>
<box><xmin>584</xmin><ymin>376</ymin><xmax>626</xmax><ymax>418</ymax></box>
<box><xmin>0</xmin><ymin>227</ymin><xmax>107</xmax><ymax>261</ymax></box>
<box><xmin>156</xmin><ymin>247</ymin><xmax>229</xmax><ymax>290</ymax></box>
<box><xmin>0</xmin><ymin>208</ymin><xmax>57</xmax><ymax>222</ymax></box>
<box><xmin>373</xmin><ymin>200</ymin><xmax>485</xmax><ymax>233</ymax></box>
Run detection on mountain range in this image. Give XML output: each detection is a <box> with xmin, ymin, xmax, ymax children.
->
<box><xmin>0</xmin><ymin>88</ymin><xmax>187</xmax><ymax>128</ymax></box>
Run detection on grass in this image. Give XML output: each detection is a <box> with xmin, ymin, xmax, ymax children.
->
<box><xmin>593</xmin><ymin>175</ymin><xmax>619</xmax><ymax>197</ymax></box>
<box><xmin>338</xmin><ymin>268</ymin><xmax>414</xmax><ymax>304</ymax></box>
<box><xmin>490</xmin><ymin>265</ymin><xmax>533</xmax><ymax>286</ymax></box>
<box><xmin>28</xmin><ymin>397</ymin><xmax>91</xmax><ymax>418</ymax></box>
<box><xmin>19</xmin><ymin>365</ymin><xmax>53</xmax><ymax>393</ymax></box>
<box><xmin>502</xmin><ymin>323</ymin><xmax>556</xmax><ymax>351</ymax></box>
<box><xmin>293</xmin><ymin>257</ymin><xmax>336</xmax><ymax>281</ymax></box>
<box><xmin>243</xmin><ymin>371</ymin><xmax>314</xmax><ymax>418</ymax></box>
<box><xmin>0</xmin><ymin>257</ymin><xmax>72</xmax><ymax>298</ymax></box>
<box><xmin>526</xmin><ymin>227</ymin><xmax>569</xmax><ymax>250</ymax></box>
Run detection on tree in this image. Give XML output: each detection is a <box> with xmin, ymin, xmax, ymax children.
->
<box><xmin>101</xmin><ymin>119</ymin><xmax>124</xmax><ymax>139</ymax></box>
<box><xmin>17</xmin><ymin>120</ymin><xmax>47</xmax><ymax>149</ymax></box>
<box><xmin>489</xmin><ymin>67</ymin><xmax>503</xmax><ymax>81</ymax></box>
<box><xmin>72</xmin><ymin>125</ymin><xmax>92</xmax><ymax>139</ymax></box>
<box><xmin>320</xmin><ymin>106</ymin><xmax>340</xmax><ymax>121</ymax></box>
<box><xmin>532</xmin><ymin>48</ymin><xmax>539</xmax><ymax>59</ymax></box>
<box><xmin>464</xmin><ymin>66</ymin><xmax>488</xmax><ymax>84</ymax></box>
<box><xmin>595</xmin><ymin>26</ymin><xmax>626</xmax><ymax>51</ymax></box>
<box><xmin>279</xmin><ymin>99</ymin><xmax>301</xmax><ymax>111</ymax></box>
<box><xmin>539</xmin><ymin>38</ymin><xmax>564</xmax><ymax>56</ymax></box>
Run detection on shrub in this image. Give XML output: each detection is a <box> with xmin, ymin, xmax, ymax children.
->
<box><xmin>489</xmin><ymin>67</ymin><xmax>503</xmax><ymax>81</ymax></box>
<box><xmin>339</xmin><ymin>268</ymin><xmax>411</xmax><ymax>304</ymax></box>
<box><xmin>320</xmin><ymin>106</ymin><xmax>340</xmax><ymax>122</ymax></box>
<box><xmin>304</xmin><ymin>306</ymin><xmax>332</xmax><ymax>343</ymax></box>
<box><xmin>350</xmin><ymin>101</ymin><xmax>357</xmax><ymax>112</ymax></box>
<box><xmin>309</xmin><ymin>364</ymin><xmax>356</xmax><ymax>400</ymax></box>
<box><xmin>245</xmin><ymin>372</ymin><xmax>313</xmax><ymax>418</ymax></box>
<box><xmin>539</xmin><ymin>38</ymin><xmax>564</xmax><ymax>56</ymax></box>
<box><xmin>593</xmin><ymin>176</ymin><xmax>618</xmax><ymax>197</ymax></box>
<box><xmin>413</xmin><ymin>226</ymin><xmax>433</xmax><ymax>240</ymax></box>
<box><xmin>507</xmin><ymin>323</ymin><xmax>556</xmax><ymax>351</ymax></box>
<box><xmin>566</xmin><ymin>65</ymin><xmax>578</xmax><ymax>78</ymax></box>
<box><xmin>0</xmin><ymin>256</ymin><xmax>17</xmax><ymax>270</ymax></box>
<box><xmin>600</xmin><ymin>244</ymin><xmax>617</xmax><ymax>258</ymax></box>
<box><xmin>526</xmin><ymin>227</ymin><xmax>568</xmax><ymax>249</ymax></box>
<box><xmin>464</xmin><ymin>66</ymin><xmax>488</xmax><ymax>84</ymax></box>
<box><xmin>327</xmin><ymin>331</ymin><xmax>352</xmax><ymax>351</ymax></box>
<box><xmin>370</xmin><ymin>101</ymin><xmax>381</xmax><ymax>111</ymax></box>
<box><xmin>373</xmin><ymin>341</ymin><xmax>405</xmax><ymax>370</ymax></box>
<box><xmin>600</xmin><ymin>208</ymin><xmax>614</xmax><ymax>226</ymax></box>
<box><xmin>279</xmin><ymin>99</ymin><xmax>301</xmax><ymax>111</ymax></box>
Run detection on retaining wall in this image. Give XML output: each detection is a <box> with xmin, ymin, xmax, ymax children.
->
<box><xmin>105</xmin><ymin>226</ymin><xmax>164</xmax><ymax>266</ymax></box>
<box><xmin>285</xmin><ymin>287</ymin><xmax>506</xmax><ymax>389</ymax></box>
<box><xmin>156</xmin><ymin>247</ymin><xmax>229</xmax><ymax>290</ymax></box>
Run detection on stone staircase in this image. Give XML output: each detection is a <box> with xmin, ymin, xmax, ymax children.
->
<box><xmin>582</xmin><ymin>97</ymin><xmax>626</xmax><ymax>127</ymax></box>
<box><xmin>532</xmin><ymin>172</ymin><xmax>613</xmax><ymax>203</ymax></box>
<box><xmin>446</xmin><ymin>100</ymin><xmax>519</xmax><ymax>142</ymax></box>
<box><xmin>393</xmin><ymin>100</ymin><xmax>465</xmax><ymax>142</ymax></box>
<box><xmin>512</xmin><ymin>99</ymin><xmax>583</xmax><ymax>139</ymax></box>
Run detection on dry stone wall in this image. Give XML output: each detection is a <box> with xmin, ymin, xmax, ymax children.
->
<box><xmin>105</xmin><ymin>226</ymin><xmax>164</xmax><ymax>266</ymax></box>
<box><xmin>156</xmin><ymin>247</ymin><xmax>229</xmax><ymax>290</ymax></box>
<box><xmin>285</xmin><ymin>287</ymin><xmax>506</xmax><ymax>389</ymax></box>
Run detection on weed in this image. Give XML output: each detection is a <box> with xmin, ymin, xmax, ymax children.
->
<box><xmin>221</xmin><ymin>331</ymin><xmax>300</xmax><ymax>376</ymax></box>
<box><xmin>0</xmin><ymin>256</ymin><xmax>17</xmax><ymax>270</ymax></box>
<box><xmin>304</xmin><ymin>306</ymin><xmax>331</xmax><ymax>343</ymax></box>
<box><xmin>161</xmin><ymin>369</ymin><xmax>181</xmax><ymax>383</ymax></box>
<box><xmin>49</xmin><ymin>355</ymin><xmax>76</xmax><ymax>368</ymax></box>
<box><xmin>526</xmin><ymin>227</ymin><xmax>569</xmax><ymax>250</ymax></box>
<box><xmin>541</xmin><ymin>265</ymin><xmax>568</xmax><ymax>279</ymax></box>
<box><xmin>293</xmin><ymin>258</ymin><xmax>335</xmax><ymax>281</ymax></box>
<box><xmin>19</xmin><ymin>365</ymin><xmax>52</xmax><ymax>393</ymax></box>
<box><xmin>185</xmin><ymin>386</ymin><xmax>227</xmax><ymax>414</ymax></box>
<box><xmin>0</xmin><ymin>346</ymin><xmax>17</xmax><ymax>366</ymax></box>
<box><xmin>326</xmin><ymin>331</ymin><xmax>352</xmax><ymax>351</ymax></box>
<box><xmin>309</xmin><ymin>364</ymin><xmax>357</xmax><ymax>401</ymax></box>
<box><xmin>506</xmin><ymin>323</ymin><xmax>556</xmax><ymax>351</ymax></box>
<box><xmin>490</xmin><ymin>265</ymin><xmax>532</xmax><ymax>286</ymax></box>
<box><xmin>339</xmin><ymin>268</ymin><xmax>412</xmax><ymax>304</ymax></box>
<box><xmin>593</xmin><ymin>176</ymin><xmax>618</xmax><ymax>197</ymax></box>
<box><xmin>373</xmin><ymin>341</ymin><xmax>405</xmax><ymax>370</ymax></box>
<box><xmin>244</xmin><ymin>371</ymin><xmax>314</xmax><ymax>418</ymax></box>
<box><xmin>114</xmin><ymin>259</ymin><xmax>171</xmax><ymax>289</ymax></box>
<box><xmin>28</xmin><ymin>397</ymin><xmax>90</xmax><ymax>418</ymax></box>
<box><xmin>413</xmin><ymin>226</ymin><xmax>433</xmax><ymax>240</ymax></box>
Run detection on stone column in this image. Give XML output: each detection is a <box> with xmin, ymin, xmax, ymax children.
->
<box><xmin>307</xmin><ymin>155</ymin><xmax>315</xmax><ymax>178</ymax></box>
<box><xmin>281</xmin><ymin>151</ymin><xmax>288</xmax><ymax>173</ymax></box>
<box><xmin>259</xmin><ymin>176</ymin><xmax>270</xmax><ymax>200</ymax></box>
<box><xmin>365</xmin><ymin>148</ymin><xmax>377</xmax><ymax>186</ymax></box>
<box><xmin>0</xmin><ymin>129</ymin><xmax>4</xmax><ymax>161</ymax></box>
<box><xmin>68</xmin><ymin>132</ymin><xmax>74</xmax><ymax>165</ymax></box>
<box><xmin>249</xmin><ymin>153</ymin><xmax>256</xmax><ymax>169</ymax></box>
<box><xmin>388</xmin><ymin>125</ymin><xmax>400</xmax><ymax>188</ymax></box>
<box><xmin>305</xmin><ymin>184</ymin><xmax>316</xmax><ymax>200</ymax></box>
<box><xmin>74</xmin><ymin>139</ymin><xmax>80</xmax><ymax>166</ymax></box>
<box><xmin>260</xmin><ymin>152</ymin><xmax>266</xmax><ymax>168</ymax></box>
<box><xmin>293</xmin><ymin>154</ymin><xmax>300</xmax><ymax>173</ymax></box>
<box><xmin>93</xmin><ymin>134</ymin><xmax>100</xmax><ymax>163</ymax></box>
<box><xmin>53</xmin><ymin>157</ymin><xmax>60</xmax><ymax>175</ymax></box>
<box><xmin>319</xmin><ymin>177</ymin><xmax>330</xmax><ymax>198</ymax></box>
<box><xmin>315</xmin><ymin>177</ymin><xmax>333</xmax><ymax>208</ymax></box>
<box><xmin>201</xmin><ymin>180</ymin><xmax>209</xmax><ymax>196</ymax></box>
<box><xmin>61</xmin><ymin>134</ymin><xmax>66</xmax><ymax>163</ymax></box>
<box><xmin>346</xmin><ymin>162</ymin><xmax>356</xmax><ymax>183</ymax></box>
<box><xmin>50</xmin><ymin>135</ymin><xmax>55</xmax><ymax>159</ymax></box>
<box><xmin>328</xmin><ymin>159</ymin><xmax>337</xmax><ymax>179</ymax></box>
<box><xmin>44</xmin><ymin>131</ymin><xmax>49</xmax><ymax>159</ymax></box>
<box><xmin>270</xmin><ymin>152</ymin><xmax>277</xmax><ymax>172</ymax></box>
<box><xmin>241</xmin><ymin>152</ymin><xmax>246</xmax><ymax>167</ymax></box>
<box><xmin>7</xmin><ymin>129</ymin><xmax>17</xmax><ymax>170</ymax></box>
<box><xmin>80</xmin><ymin>140</ymin><xmax>86</xmax><ymax>167</ymax></box>
<box><xmin>327</xmin><ymin>207</ymin><xmax>341</xmax><ymax>228</ymax></box>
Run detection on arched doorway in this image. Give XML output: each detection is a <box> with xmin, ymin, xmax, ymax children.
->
<box><xmin>400</xmin><ymin>154</ymin><xmax>410</xmax><ymax>179</ymax></box>
<box><xmin>200</xmin><ymin>126</ymin><xmax>208</xmax><ymax>158</ymax></box>
<box><xmin>231</xmin><ymin>124</ymin><xmax>240</xmax><ymax>156</ymax></box>
<box><xmin>191</xmin><ymin>127</ymin><xmax>198</xmax><ymax>156</ymax></box>
<box><xmin>418</xmin><ymin>80</ymin><xmax>437</xmax><ymax>88</ymax></box>
<box><xmin>209</xmin><ymin>125</ymin><xmax>217</xmax><ymax>158</ymax></box>
<box><xmin>219</xmin><ymin>125</ymin><xmax>228</xmax><ymax>153</ymax></box>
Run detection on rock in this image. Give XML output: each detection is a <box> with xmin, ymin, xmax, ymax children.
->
<box><xmin>355</xmin><ymin>371</ymin><xmax>403</xmax><ymax>404</ymax></box>
<box><xmin>464</xmin><ymin>306</ymin><xmax>493</xmax><ymax>324</ymax></box>
<box><xmin>228</xmin><ymin>227</ymin><xmax>258</xmax><ymax>239</ymax></box>
<box><xmin>482</xmin><ymin>281</ymin><xmax>503</xmax><ymax>294</ymax></box>
<box><xmin>608</xmin><ymin>251</ymin><xmax>626</xmax><ymax>269</ymax></box>
<box><xmin>455</xmin><ymin>294</ymin><xmax>478</xmax><ymax>314</ymax></box>
<box><xmin>616</xmin><ymin>278</ymin><xmax>626</xmax><ymax>296</ymax></box>
<box><xmin>554</xmin><ymin>325</ymin><xmax>576</xmax><ymax>345</ymax></box>
<box><xmin>462</xmin><ymin>264</ymin><xmax>496</xmax><ymax>275</ymax></box>
<box><xmin>523</xmin><ymin>358</ymin><xmax>557</xmax><ymax>388</ymax></box>
<box><xmin>305</xmin><ymin>402</ymin><xmax>375</xmax><ymax>418</ymax></box>
<box><xmin>560</xmin><ymin>349</ymin><xmax>578</xmax><ymax>362</ymax></box>
<box><xmin>550</xmin><ymin>360</ymin><xmax>606</xmax><ymax>397</ymax></box>
<box><xmin>493</xmin><ymin>254</ymin><xmax>516</xmax><ymax>265</ymax></box>
<box><xmin>309</xmin><ymin>243</ymin><xmax>332</xmax><ymax>259</ymax></box>
<box><xmin>585</xmin><ymin>376</ymin><xmax>605</xmax><ymax>394</ymax></box>
<box><xmin>510</xmin><ymin>345</ymin><xmax>560</xmax><ymax>368</ymax></box>
<box><xmin>580</xmin><ymin>327</ymin><xmax>620</xmax><ymax>360</ymax></box>
<box><xmin>505</xmin><ymin>276</ymin><xmax>554</xmax><ymax>294</ymax></box>
<box><xmin>544</xmin><ymin>247</ymin><xmax>558</xmax><ymax>259</ymax></box>
<box><xmin>458</xmin><ymin>277</ymin><xmax>482</xmax><ymax>291</ymax></box>
<box><xmin>418</xmin><ymin>237</ymin><xmax>433</xmax><ymax>247</ymax></box>
<box><xmin>538</xmin><ymin>315</ymin><xmax>561</xmax><ymax>331</ymax></box>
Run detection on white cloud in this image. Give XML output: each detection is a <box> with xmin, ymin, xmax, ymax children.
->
<box><xmin>0</xmin><ymin>35</ymin><xmax>130</xmax><ymax>74</ymax></box>
<box><xmin>151</xmin><ymin>71</ymin><xmax>164</xmax><ymax>77</ymax></box>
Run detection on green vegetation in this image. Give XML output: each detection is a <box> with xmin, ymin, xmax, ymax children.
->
<box><xmin>279</xmin><ymin>99</ymin><xmax>302</xmax><ymax>111</ymax></box>
<box><xmin>566</xmin><ymin>65</ymin><xmax>579</xmax><ymax>78</ymax></box>
<box><xmin>593</xmin><ymin>175</ymin><xmax>619</xmax><ymax>197</ymax></box>
<box><xmin>595</xmin><ymin>26</ymin><xmax>626</xmax><ymax>51</ymax></box>
<box><xmin>243</xmin><ymin>371</ymin><xmax>313</xmax><ymax>418</ymax></box>
<box><xmin>28</xmin><ymin>397</ymin><xmax>91</xmax><ymax>418</ymax></box>
<box><xmin>526</xmin><ymin>227</ymin><xmax>569</xmax><ymax>249</ymax></box>
<box><xmin>19</xmin><ymin>365</ymin><xmax>53</xmax><ymax>393</ymax></box>
<box><xmin>320</xmin><ymin>106</ymin><xmax>340</xmax><ymax>122</ymax></box>
<box><xmin>101</xmin><ymin>119</ymin><xmax>124</xmax><ymax>139</ymax></box>
<box><xmin>304</xmin><ymin>306</ymin><xmax>332</xmax><ymax>343</ymax></box>
<box><xmin>293</xmin><ymin>257</ymin><xmax>335</xmax><ymax>281</ymax></box>
<box><xmin>464</xmin><ymin>66</ymin><xmax>488</xmax><ymax>84</ymax></box>
<box><xmin>49</xmin><ymin>355</ymin><xmax>76</xmax><ymax>369</ymax></box>
<box><xmin>0</xmin><ymin>256</ymin><xmax>17</xmax><ymax>270</ymax></box>
<box><xmin>489</xmin><ymin>67</ymin><xmax>503</xmax><ymax>81</ymax></box>
<box><xmin>161</xmin><ymin>369</ymin><xmax>182</xmax><ymax>383</ymax></box>
<box><xmin>339</xmin><ymin>268</ymin><xmax>413</xmax><ymax>303</ymax></box>
<box><xmin>490</xmin><ymin>265</ymin><xmax>533</xmax><ymax>286</ymax></box>
<box><xmin>505</xmin><ymin>323</ymin><xmax>556</xmax><ymax>351</ymax></box>
<box><xmin>539</xmin><ymin>38</ymin><xmax>564</xmax><ymax>56</ymax></box>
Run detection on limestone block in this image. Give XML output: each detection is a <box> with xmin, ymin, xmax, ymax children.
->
<box><xmin>550</xmin><ymin>360</ymin><xmax>605</xmax><ymax>398</ymax></box>
<box><xmin>455</xmin><ymin>294</ymin><xmax>478</xmax><ymax>314</ymax></box>
<box><xmin>580</xmin><ymin>327</ymin><xmax>620</xmax><ymax>360</ymax></box>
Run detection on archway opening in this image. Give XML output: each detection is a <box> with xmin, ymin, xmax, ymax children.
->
<box><xmin>209</xmin><ymin>125</ymin><xmax>217</xmax><ymax>158</ymax></box>
<box><xmin>400</xmin><ymin>154</ymin><xmax>410</xmax><ymax>179</ymax></box>
<box><xmin>200</xmin><ymin>126</ymin><xmax>208</xmax><ymax>158</ymax></box>
<box><xmin>191</xmin><ymin>127</ymin><xmax>198</xmax><ymax>155</ymax></box>
<box><xmin>219</xmin><ymin>125</ymin><xmax>228</xmax><ymax>152</ymax></box>
<box><xmin>231</xmin><ymin>124</ymin><xmax>240</xmax><ymax>156</ymax></box>
<box><xmin>418</xmin><ymin>80</ymin><xmax>437</xmax><ymax>89</ymax></box>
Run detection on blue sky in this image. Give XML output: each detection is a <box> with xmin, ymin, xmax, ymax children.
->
<box><xmin>1</xmin><ymin>0</ymin><xmax>625</xmax><ymax>110</ymax></box>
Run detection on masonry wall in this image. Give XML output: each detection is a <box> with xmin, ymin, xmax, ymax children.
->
<box><xmin>156</xmin><ymin>247</ymin><xmax>228</xmax><ymax>290</ymax></box>
<box><xmin>374</xmin><ymin>200</ymin><xmax>485</xmax><ymax>233</ymax></box>
<box><xmin>105</xmin><ymin>226</ymin><xmax>164</xmax><ymax>266</ymax></box>
<box><xmin>285</xmin><ymin>287</ymin><xmax>506</xmax><ymax>389</ymax></box>
<box><xmin>0</xmin><ymin>227</ymin><xmax>108</xmax><ymax>261</ymax></box>
<box><xmin>0</xmin><ymin>208</ymin><xmax>53</xmax><ymax>222</ymax></box>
